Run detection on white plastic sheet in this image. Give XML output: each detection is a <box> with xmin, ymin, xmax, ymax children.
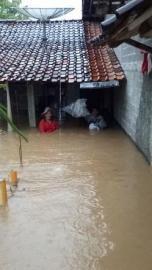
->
<box><xmin>62</xmin><ymin>99</ymin><xmax>90</xmax><ymax>118</ymax></box>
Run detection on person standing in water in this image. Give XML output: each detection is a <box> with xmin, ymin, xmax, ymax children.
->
<box><xmin>85</xmin><ymin>108</ymin><xmax>107</xmax><ymax>130</ymax></box>
<box><xmin>39</xmin><ymin>107</ymin><xmax>59</xmax><ymax>133</ymax></box>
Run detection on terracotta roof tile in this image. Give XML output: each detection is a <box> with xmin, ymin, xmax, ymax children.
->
<box><xmin>84</xmin><ymin>21</ymin><xmax>125</xmax><ymax>81</ymax></box>
<box><xmin>0</xmin><ymin>20</ymin><xmax>125</xmax><ymax>82</ymax></box>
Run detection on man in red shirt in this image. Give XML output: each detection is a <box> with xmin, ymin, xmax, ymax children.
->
<box><xmin>39</xmin><ymin>107</ymin><xmax>59</xmax><ymax>133</ymax></box>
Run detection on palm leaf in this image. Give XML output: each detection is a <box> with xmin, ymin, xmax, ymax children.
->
<box><xmin>0</xmin><ymin>104</ymin><xmax>7</xmax><ymax>112</ymax></box>
<box><xmin>0</xmin><ymin>105</ymin><xmax>28</xmax><ymax>142</ymax></box>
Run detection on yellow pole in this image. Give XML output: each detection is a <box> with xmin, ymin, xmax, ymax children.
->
<box><xmin>0</xmin><ymin>180</ymin><xmax>8</xmax><ymax>206</ymax></box>
<box><xmin>10</xmin><ymin>170</ymin><xmax>18</xmax><ymax>186</ymax></box>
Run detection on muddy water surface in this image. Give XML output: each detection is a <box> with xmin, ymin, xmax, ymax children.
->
<box><xmin>0</xmin><ymin>127</ymin><xmax>152</xmax><ymax>270</ymax></box>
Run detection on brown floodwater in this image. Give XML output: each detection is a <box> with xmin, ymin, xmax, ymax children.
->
<box><xmin>0</xmin><ymin>126</ymin><xmax>152</xmax><ymax>270</ymax></box>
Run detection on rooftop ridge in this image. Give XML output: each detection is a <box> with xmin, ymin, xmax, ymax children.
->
<box><xmin>0</xmin><ymin>20</ymin><xmax>125</xmax><ymax>82</ymax></box>
<box><xmin>0</xmin><ymin>19</ymin><xmax>83</xmax><ymax>23</ymax></box>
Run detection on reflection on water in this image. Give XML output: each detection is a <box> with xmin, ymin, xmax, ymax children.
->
<box><xmin>0</xmin><ymin>127</ymin><xmax>152</xmax><ymax>270</ymax></box>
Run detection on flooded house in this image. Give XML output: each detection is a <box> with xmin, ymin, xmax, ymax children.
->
<box><xmin>1</xmin><ymin>2</ymin><xmax>152</xmax><ymax>270</ymax></box>
<box><xmin>0</xmin><ymin>0</ymin><xmax>152</xmax><ymax>165</ymax></box>
<box><xmin>0</xmin><ymin>19</ymin><xmax>125</xmax><ymax>127</ymax></box>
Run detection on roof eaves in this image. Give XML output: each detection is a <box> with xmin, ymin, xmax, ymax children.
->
<box><xmin>89</xmin><ymin>0</ymin><xmax>152</xmax><ymax>47</ymax></box>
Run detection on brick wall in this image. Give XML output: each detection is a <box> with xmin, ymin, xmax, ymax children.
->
<box><xmin>114</xmin><ymin>40</ymin><xmax>152</xmax><ymax>164</ymax></box>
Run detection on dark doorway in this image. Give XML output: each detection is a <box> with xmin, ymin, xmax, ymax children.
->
<box><xmin>9</xmin><ymin>82</ymin><xmax>29</xmax><ymax>128</ymax></box>
<box><xmin>80</xmin><ymin>88</ymin><xmax>114</xmax><ymax>126</ymax></box>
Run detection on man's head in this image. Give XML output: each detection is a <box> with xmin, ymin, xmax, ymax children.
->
<box><xmin>42</xmin><ymin>107</ymin><xmax>53</xmax><ymax>120</ymax></box>
<box><xmin>92</xmin><ymin>108</ymin><xmax>98</xmax><ymax>117</ymax></box>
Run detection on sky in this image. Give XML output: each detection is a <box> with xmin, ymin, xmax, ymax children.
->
<box><xmin>21</xmin><ymin>0</ymin><xmax>82</xmax><ymax>20</ymax></box>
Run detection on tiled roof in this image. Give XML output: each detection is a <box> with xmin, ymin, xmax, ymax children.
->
<box><xmin>84</xmin><ymin>21</ymin><xmax>125</xmax><ymax>81</ymax></box>
<box><xmin>0</xmin><ymin>20</ymin><xmax>125</xmax><ymax>82</ymax></box>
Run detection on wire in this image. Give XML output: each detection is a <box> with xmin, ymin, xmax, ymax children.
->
<box><xmin>58</xmin><ymin>8</ymin><xmax>65</xmax><ymax>124</ymax></box>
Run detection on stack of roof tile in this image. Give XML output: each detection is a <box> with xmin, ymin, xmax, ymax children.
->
<box><xmin>0</xmin><ymin>20</ymin><xmax>125</xmax><ymax>82</ymax></box>
<box><xmin>84</xmin><ymin>21</ymin><xmax>125</xmax><ymax>81</ymax></box>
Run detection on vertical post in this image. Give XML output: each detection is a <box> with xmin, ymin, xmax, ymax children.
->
<box><xmin>110</xmin><ymin>88</ymin><xmax>114</xmax><ymax>125</ymax></box>
<box><xmin>0</xmin><ymin>180</ymin><xmax>8</xmax><ymax>207</ymax></box>
<box><xmin>42</xmin><ymin>21</ymin><xmax>47</xmax><ymax>42</ymax></box>
<box><xmin>59</xmin><ymin>12</ymin><xmax>64</xmax><ymax>125</ymax></box>
<box><xmin>6</xmin><ymin>83</ymin><xmax>13</xmax><ymax>132</ymax></box>
<box><xmin>59</xmin><ymin>81</ymin><xmax>62</xmax><ymax>124</ymax></box>
<box><xmin>10</xmin><ymin>170</ymin><xmax>18</xmax><ymax>186</ymax></box>
<box><xmin>27</xmin><ymin>83</ymin><xmax>36</xmax><ymax>128</ymax></box>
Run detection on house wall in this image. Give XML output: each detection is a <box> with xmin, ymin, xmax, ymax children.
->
<box><xmin>114</xmin><ymin>40</ymin><xmax>152</xmax><ymax>164</ymax></box>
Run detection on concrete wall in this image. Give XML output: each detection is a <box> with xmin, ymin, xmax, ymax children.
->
<box><xmin>114</xmin><ymin>40</ymin><xmax>152</xmax><ymax>164</ymax></box>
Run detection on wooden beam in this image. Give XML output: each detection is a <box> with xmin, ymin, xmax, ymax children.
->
<box><xmin>128</xmin><ymin>7</ymin><xmax>152</xmax><ymax>31</ymax></box>
<box><xmin>126</xmin><ymin>38</ymin><xmax>152</xmax><ymax>54</ymax></box>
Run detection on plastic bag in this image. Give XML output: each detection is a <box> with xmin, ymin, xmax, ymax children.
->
<box><xmin>62</xmin><ymin>99</ymin><xmax>90</xmax><ymax>118</ymax></box>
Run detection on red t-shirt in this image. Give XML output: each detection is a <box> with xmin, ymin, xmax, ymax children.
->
<box><xmin>39</xmin><ymin>119</ymin><xmax>59</xmax><ymax>133</ymax></box>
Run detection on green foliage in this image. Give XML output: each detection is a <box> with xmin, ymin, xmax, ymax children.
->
<box><xmin>0</xmin><ymin>104</ymin><xmax>28</xmax><ymax>142</ymax></box>
<box><xmin>0</xmin><ymin>83</ymin><xmax>7</xmax><ymax>91</ymax></box>
<box><xmin>0</xmin><ymin>0</ymin><xmax>25</xmax><ymax>19</ymax></box>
